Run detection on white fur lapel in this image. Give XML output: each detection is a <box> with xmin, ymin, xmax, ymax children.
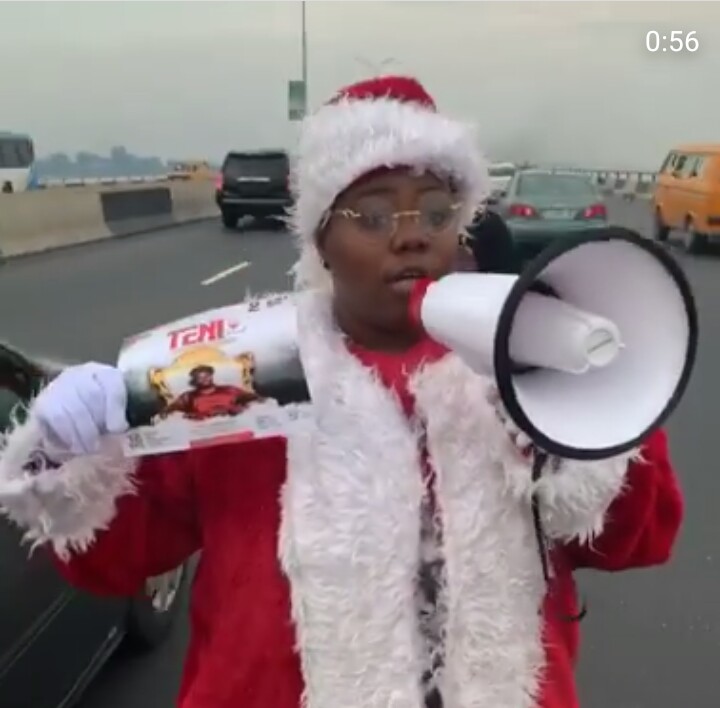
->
<box><xmin>410</xmin><ymin>358</ymin><xmax>547</xmax><ymax>707</ymax></box>
<box><xmin>279</xmin><ymin>291</ymin><xmax>427</xmax><ymax>708</ymax></box>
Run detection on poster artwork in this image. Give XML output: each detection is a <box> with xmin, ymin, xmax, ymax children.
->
<box><xmin>117</xmin><ymin>293</ymin><xmax>311</xmax><ymax>457</ymax></box>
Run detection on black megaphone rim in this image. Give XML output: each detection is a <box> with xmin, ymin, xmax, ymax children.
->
<box><xmin>492</xmin><ymin>226</ymin><xmax>699</xmax><ymax>461</ymax></box>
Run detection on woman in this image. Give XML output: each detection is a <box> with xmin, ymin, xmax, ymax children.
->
<box><xmin>0</xmin><ymin>76</ymin><xmax>682</xmax><ymax>708</ymax></box>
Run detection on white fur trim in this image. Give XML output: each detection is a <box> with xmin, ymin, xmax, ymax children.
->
<box><xmin>280</xmin><ymin>292</ymin><xmax>427</xmax><ymax>708</ymax></box>
<box><xmin>410</xmin><ymin>357</ymin><xmax>546</xmax><ymax>707</ymax></box>
<box><xmin>530</xmin><ymin>454</ymin><xmax>635</xmax><ymax>544</ymax></box>
<box><xmin>288</xmin><ymin>97</ymin><xmax>490</xmax><ymax>291</ymax></box>
<box><xmin>0</xmin><ymin>411</ymin><xmax>136</xmax><ymax>560</ymax></box>
<box><xmin>280</xmin><ymin>291</ymin><xmax>632</xmax><ymax>708</ymax></box>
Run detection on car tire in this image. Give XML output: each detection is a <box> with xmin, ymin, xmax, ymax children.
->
<box><xmin>221</xmin><ymin>210</ymin><xmax>239</xmax><ymax>229</ymax></box>
<box><xmin>654</xmin><ymin>209</ymin><xmax>669</xmax><ymax>243</ymax></box>
<box><xmin>265</xmin><ymin>216</ymin><xmax>286</xmax><ymax>231</ymax></box>
<box><xmin>680</xmin><ymin>217</ymin><xmax>707</xmax><ymax>255</ymax></box>
<box><xmin>125</xmin><ymin>563</ymin><xmax>188</xmax><ymax>651</ymax></box>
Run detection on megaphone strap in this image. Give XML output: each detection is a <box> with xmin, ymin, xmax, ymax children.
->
<box><xmin>530</xmin><ymin>448</ymin><xmax>589</xmax><ymax>624</ymax></box>
<box><xmin>530</xmin><ymin>450</ymin><xmax>551</xmax><ymax>586</ymax></box>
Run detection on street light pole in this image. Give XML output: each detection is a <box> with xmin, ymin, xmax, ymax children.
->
<box><xmin>301</xmin><ymin>0</ymin><xmax>308</xmax><ymax>114</ymax></box>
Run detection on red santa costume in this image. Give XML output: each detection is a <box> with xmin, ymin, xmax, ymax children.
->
<box><xmin>0</xmin><ymin>76</ymin><xmax>683</xmax><ymax>708</ymax></box>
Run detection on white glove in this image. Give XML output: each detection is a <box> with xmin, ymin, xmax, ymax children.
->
<box><xmin>32</xmin><ymin>363</ymin><xmax>129</xmax><ymax>457</ymax></box>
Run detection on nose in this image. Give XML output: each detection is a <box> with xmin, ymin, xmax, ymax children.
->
<box><xmin>389</xmin><ymin>215</ymin><xmax>430</xmax><ymax>253</ymax></box>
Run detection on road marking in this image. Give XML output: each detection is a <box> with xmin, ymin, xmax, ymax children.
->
<box><xmin>201</xmin><ymin>261</ymin><xmax>250</xmax><ymax>286</ymax></box>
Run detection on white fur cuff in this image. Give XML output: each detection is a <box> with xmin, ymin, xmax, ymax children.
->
<box><xmin>495</xmin><ymin>398</ymin><xmax>635</xmax><ymax>543</ymax></box>
<box><xmin>0</xmin><ymin>415</ymin><xmax>137</xmax><ymax>560</ymax></box>
<box><xmin>530</xmin><ymin>452</ymin><xmax>634</xmax><ymax>544</ymax></box>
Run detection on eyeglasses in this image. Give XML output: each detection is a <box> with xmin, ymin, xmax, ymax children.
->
<box><xmin>325</xmin><ymin>194</ymin><xmax>464</xmax><ymax>239</ymax></box>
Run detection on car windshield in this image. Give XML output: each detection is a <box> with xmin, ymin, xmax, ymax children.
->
<box><xmin>224</xmin><ymin>154</ymin><xmax>288</xmax><ymax>179</ymax></box>
<box><xmin>516</xmin><ymin>173</ymin><xmax>596</xmax><ymax>199</ymax></box>
<box><xmin>0</xmin><ymin>138</ymin><xmax>34</xmax><ymax>169</ymax></box>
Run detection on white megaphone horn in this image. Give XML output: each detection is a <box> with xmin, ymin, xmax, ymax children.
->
<box><xmin>410</xmin><ymin>227</ymin><xmax>698</xmax><ymax>461</ymax></box>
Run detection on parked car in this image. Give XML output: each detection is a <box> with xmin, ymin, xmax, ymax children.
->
<box><xmin>0</xmin><ymin>352</ymin><xmax>188</xmax><ymax>708</ymax></box>
<box><xmin>215</xmin><ymin>150</ymin><xmax>292</xmax><ymax>229</ymax></box>
<box><xmin>496</xmin><ymin>169</ymin><xmax>608</xmax><ymax>262</ymax></box>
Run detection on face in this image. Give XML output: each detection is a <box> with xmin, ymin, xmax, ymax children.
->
<box><xmin>194</xmin><ymin>370</ymin><xmax>214</xmax><ymax>388</ymax></box>
<box><xmin>317</xmin><ymin>168</ymin><xmax>463</xmax><ymax>343</ymax></box>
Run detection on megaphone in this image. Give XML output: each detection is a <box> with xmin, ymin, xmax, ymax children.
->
<box><xmin>410</xmin><ymin>226</ymin><xmax>698</xmax><ymax>461</ymax></box>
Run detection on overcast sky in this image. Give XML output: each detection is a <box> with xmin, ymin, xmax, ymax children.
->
<box><xmin>2</xmin><ymin>1</ymin><xmax>718</xmax><ymax>170</ymax></box>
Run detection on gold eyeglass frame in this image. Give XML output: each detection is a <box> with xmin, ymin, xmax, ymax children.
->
<box><xmin>321</xmin><ymin>201</ymin><xmax>465</xmax><ymax>238</ymax></box>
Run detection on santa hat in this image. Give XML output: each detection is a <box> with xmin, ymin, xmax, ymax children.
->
<box><xmin>288</xmin><ymin>75</ymin><xmax>490</xmax><ymax>291</ymax></box>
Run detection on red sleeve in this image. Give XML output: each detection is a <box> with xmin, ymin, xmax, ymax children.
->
<box><xmin>225</xmin><ymin>386</ymin><xmax>254</xmax><ymax>402</ymax></box>
<box><xmin>565</xmin><ymin>428</ymin><xmax>683</xmax><ymax>572</ymax></box>
<box><xmin>51</xmin><ymin>450</ymin><xmax>201</xmax><ymax>597</ymax></box>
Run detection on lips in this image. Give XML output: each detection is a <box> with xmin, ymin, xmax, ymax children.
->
<box><xmin>388</xmin><ymin>267</ymin><xmax>428</xmax><ymax>283</ymax></box>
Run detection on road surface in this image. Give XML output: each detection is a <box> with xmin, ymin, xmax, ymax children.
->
<box><xmin>0</xmin><ymin>204</ymin><xmax>716</xmax><ymax>708</ymax></box>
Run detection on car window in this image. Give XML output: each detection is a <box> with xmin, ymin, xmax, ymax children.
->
<box><xmin>0</xmin><ymin>390</ymin><xmax>21</xmax><ymax>434</ymax></box>
<box><xmin>659</xmin><ymin>151</ymin><xmax>676</xmax><ymax>173</ymax></box>
<box><xmin>0</xmin><ymin>141</ymin><xmax>26</xmax><ymax>168</ymax></box>
<box><xmin>223</xmin><ymin>154</ymin><xmax>288</xmax><ymax>180</ymax></box>
<box><xmin>680</xmin><ymin>155</ymin><xmax>705</xmax><ymax>178</ymax></box>
<box><xmin>672</xmin><ymin>153</ymin><xmax>688</xmax><ymax>174</ymax></box>
<box><xmin>515</xmin><ymin>173</ymin><xmax>597</xmax><ymax>198</ymax></box>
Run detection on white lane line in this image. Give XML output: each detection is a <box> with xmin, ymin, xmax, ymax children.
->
<box><xmin>201</xmin><ymin>261</ymin><xmax>250</xmax><ymax>286</ymax></box>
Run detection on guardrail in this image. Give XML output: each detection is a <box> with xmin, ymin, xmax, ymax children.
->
<box><xmin>35</xmin><ymin>166</ymin><xmax>658</xmax><ymax>200</ymax></box>
<box><xmin>542</xmin><ymin>166</ymin><xmax>658</xmax><ymax>201</ymax></box>
<box><xmin>37</xmin><ymin>174</ymin><xmax>176</xmax><ymax>188</ymax></box>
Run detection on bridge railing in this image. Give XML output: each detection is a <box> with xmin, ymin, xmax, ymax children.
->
<box><xmin>540</xmin><ymin>166</ymin><xmax>659</xmax><ymax>200</ymax></box>
<box><xmin>34</xmin><ymin>166</ymin><xmax>658</xmax><ymax>200</ymax></box>
<box><xmin>36</xmin><ymin>175</ymin><xmax>173</xmax><ymax>189</ymax></box>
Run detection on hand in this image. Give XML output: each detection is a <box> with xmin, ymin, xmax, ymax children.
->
<box><xmin>32</xmin><ymin>363</ymin><xmax>128</xmax><ymax>456</ymax></box>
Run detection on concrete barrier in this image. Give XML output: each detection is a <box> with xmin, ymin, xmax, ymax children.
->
<box><xmin>167</xmin><ymin>181</ymin><xmax>218</xmax><ymax>222</ymax></box>
<box><xmin>101</xmin><ymin>185</ymin><xmax>175</xmax><ymax>237</ymax></box>
<box><xmin>0</xmin><ymin>182</ymin><xmax>218</xmax><ymax>260</ymax></box>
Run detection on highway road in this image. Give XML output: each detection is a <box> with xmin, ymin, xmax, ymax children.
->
<box><xmin>0</xmin><ymin>202</ymin><xmax>717</xmax><ymax>708</ymax></box>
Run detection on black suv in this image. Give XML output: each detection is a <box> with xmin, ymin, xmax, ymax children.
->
<box><xmin>216</xmin><ymin>150</ymin><xmax>292</xmax><ymax>228</ymax></box>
